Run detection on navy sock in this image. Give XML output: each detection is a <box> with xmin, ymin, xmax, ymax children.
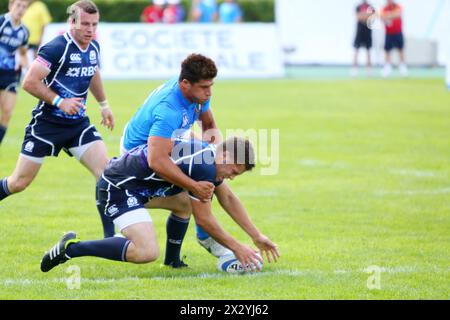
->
<box><xmin>66</xmin><ymin>237</ymin><xmax>130</xmax><ymax>262</ymax></box>
<box><xmin>96</xmin><ymin>185</ymin><xmax>116</xmax><ymax>238</ymax></box>
<box><xmin>164</xmin><ymin>213</ymin><xmax>190</xmax><ymax>265</ymax></box>
<box><xmin>195</xmin><ymin>224</ymin><xmax>210</xmax><ymax>241</ymax></box>
<box><xmin>0</xmin><ymin>125</ymin><xmax>6</xmax><ymax>144</ymax></box>
<box><xmin>0</xmin><ymin>178</ymin><xmax>11</xmax><ymax>201</ymax></box>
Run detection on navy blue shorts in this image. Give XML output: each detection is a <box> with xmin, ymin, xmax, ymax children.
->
<box><xmin>384</xmin><ymin>33</ymin><xmax>404</xmax><ymax>51</ymax></box>
<box><xmin>97</xmin><ymin>177</ymin><xmax>184</xmax><ymax>221</ymax></box>
<box><xmin>21</xmin><ymin>113</ymin><xmax>102</xmax><ymax>159</ymax></box>
<box><xmin>97</xmin><ymin>177</ymin><xmax>149</xmax><ymax>220</ymax></box>
<box><xmin>0</xmin><ymin>70</ymin><xmax>20</xmax><ymax>93</ymax></box>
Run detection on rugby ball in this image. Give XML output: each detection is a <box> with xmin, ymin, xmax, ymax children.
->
<box><xmin>217</xmin><ymin>253</ymin><xmax>263</xmax><ymax>274</ymax></box>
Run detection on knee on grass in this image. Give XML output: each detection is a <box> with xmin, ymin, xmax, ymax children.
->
<box><xmin>127</xmin><ymin>244</ymin><xmax>160</xmax><ymax>264</ymax></box>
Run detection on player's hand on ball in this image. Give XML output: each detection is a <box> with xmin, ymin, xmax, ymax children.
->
<box><xmin>233</xmin><ymin>244</ymin><xmax>263</xmax><ymax>272</ymax></box>
<box><xmin>253</xmin><ymin>234</ymin><xmax>280</xmax><ymax>263</ymax></box>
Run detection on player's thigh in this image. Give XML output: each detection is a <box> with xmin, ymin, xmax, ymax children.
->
<box><xmin>146</xmin><ymin>191</ymin><xmax>192</xmax><ymax>216</ymax></box>
<box><xmin>79</xmin><ymin>140</ymin><xmax>109</xmax><ymax>179</ymax></box>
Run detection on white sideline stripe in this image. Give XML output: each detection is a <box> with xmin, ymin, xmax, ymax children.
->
<box><xmin>3</xmin><ymin>267</ymin><xmax>447</xmax><ymax>286</ymax></box>
<box><xmin>374</xmin><ymin>187</ymin><xmax>450</xmax><ymax>196</ymax></box>
<box><xmin>297</xmin><ymin>159</ymin><xmax>349</xmax><ymax>169</ymax></box>
<box><xmin>389</xmin><ymin>169</ymin><xmax>440</xmax><ymax>178</ymax></box>
<box><xmin>0</xmin><ymin>270</ymin><xmax>302</xmax><ymax>286</ymax></box>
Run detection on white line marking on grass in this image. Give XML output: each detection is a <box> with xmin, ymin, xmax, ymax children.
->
<box><xmin>3</xmin><ymin>267</ymin><xmax>447</xmax><ymax>287</ymax></box>
<box><xmin>0</xmin><ymin>270</ymin><xmax>305</xmax><ymax>287</ymax></box>
<box><xmin>374</xmin><ymin>187</ymin><xmax>450</xmax><ymax>196</ymax></box>
<box><xmin>336</xmin><ymin>266</ymin><xmax>449</xmax><ymax>274</ymax></box>
<box><xmin>389</xmin><ymin>169</ymin><xmax>440</xmax><ymax>178</ymax></box>
<box><xmin>297</xmin><ymin>159</ymin><xmax>349</xmax><ymax>169</ymax></box>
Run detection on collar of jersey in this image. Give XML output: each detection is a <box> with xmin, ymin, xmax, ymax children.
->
<box><xmin>4</xmin><ymin>14</ymin><xmax>22</xmax><ymax>30</ymax></box>
<box><xmin>65</xmin><ymin>31</ymin><xmax>90</xmax><ymax>53</ymax></box>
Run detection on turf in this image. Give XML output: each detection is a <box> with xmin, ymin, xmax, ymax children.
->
<box><xmin>0</xmin><ymin>78</ymin><xmax>449</xmax><ymax>299</ymax></box>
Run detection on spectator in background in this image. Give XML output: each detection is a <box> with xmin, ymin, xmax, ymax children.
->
<box><xmin>380</xmin><ymin>0</ymin><xmax>408</xmax><ymax>77</ymax></box>
<box><xmin>141</xmin><ymin>0</ymin><xmax>165</xmax><ymax>23</ymax></box>
<box><xmin>190</xmin><ymin>0</ymin><xmax>218</xmax><ymax>23</ymax></box>
<box><xmin>219</xmin><ymin>0</ymin><xmax>242</xmax><ymax>23</ymax></box>
<box><xmin>0</xmin><ymin>0</ymin><xmax>30</xmax><ymax>146</ymax></box>
<box><xmin>163</xmin><ymin>0</ymin><xmax>185</xmax><ymax>23</ymax></box>
<box><xmin>351</xmin><ymin>1</ymin><xmax>375</xmax><ymax>77</ymax></box>
<box><xmin>22</xmin><ymin>0</ymin><xmax>52</xmax><ymax>60</ymax></box>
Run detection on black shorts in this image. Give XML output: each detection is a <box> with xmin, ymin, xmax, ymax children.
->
<box><xmin>354</xmin><ymin>29</ymin><xmax>372</xmax><ymax>49</ymax></box>
<box><xmin>0</xmin><ymin>70</ymin><xmax>20</xmax><ymax>93</ymax></box>
<box><xmin>384</xmin><ymin>33</ymin><xmax>404</xmax><ymax>51</ymax></box>
<box><xmin>21</xmin><ymin>113</ymin><xmax>102</xmax><ymax>159</ymax></box>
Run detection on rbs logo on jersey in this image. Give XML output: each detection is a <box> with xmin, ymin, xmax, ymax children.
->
<box><xmin>65</xmin><ymin>66</ymin><xmax>98</xmax><ymax>78</ymax></box>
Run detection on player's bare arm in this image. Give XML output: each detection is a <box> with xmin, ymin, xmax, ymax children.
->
<box><xmin>147</xmin><ymin>136</ymin><xmax>214</xmax><ymax>201</ymax></box>
<box><xmin>22</xmin><ymin>60</ymin><xmax>85</xmax><ymax>116</ymax></box>
<box><xmin>89</xmin><ymin>69</ymin><xmax>114</xmax><ymax>130</ymax></box>
<box><xmin>214</xmin><ymin>182</ymin><xmax>280</xmax><ymax>263</ymax></box>
<box><xmin>190</xmin><ymin>197</ymin><xmax>262</xmax><ymax>270</ymax></box>
<box><xmin>199</xmin><ymin>108</ymin><xmax>222</xmax><ymax>144</ymax></box>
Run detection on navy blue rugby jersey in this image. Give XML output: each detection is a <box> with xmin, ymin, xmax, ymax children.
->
<box><xmin>0</xmin><ymin>14</ymin><xmax>29</xmax><ymax>71</ymax></box>
<box><xmin>102</xmin><ymin>139</ymin><xmax>223</xmax><ymax>199</ymax></box>
<box><xmin>34</xmin><ymin>32</ymin><xmax>100</xmax><ymax>122</ymax></box>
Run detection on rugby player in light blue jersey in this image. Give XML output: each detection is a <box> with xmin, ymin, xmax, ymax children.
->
<box><xmin>0</xmin><ymin>0</ymin><xmax>30</xmax><ymax>145</ymax></box>
<box><xmin>40</xmin><ymin>137</ymin><xmax>279</xmax><ymax>273</ymax></box>
<box><xmin>120</xmin><ymin>54</ymin><xmax>232</xmax><ymax>268</ymax></box>
<box><xmin>0</xmin><ymin>1</ymin><xmax>115</xmax><ymax>235</ymax></box>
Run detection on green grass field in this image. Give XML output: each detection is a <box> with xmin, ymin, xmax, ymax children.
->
<box><xmin>0</xmin><ymin>78</ymin><xmax>449</xmax><ymax>299</ymax></box>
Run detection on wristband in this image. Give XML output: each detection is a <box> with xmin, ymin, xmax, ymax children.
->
<box><xmin>99</xmin><ymin>100</ymin><xmax>110</xmax><ymax>109</ymax></box>
<box><xmin>52</xmin><ymin>95</ymin><xmax>63</xmax><ymax>108</ymax></box>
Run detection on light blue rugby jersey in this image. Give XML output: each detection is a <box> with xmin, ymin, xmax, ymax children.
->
<box><xmin>33</xmin><ymin>32</ymin><xmax>100</xmax><ymax>122</ymax></box>
<box><xmin>123</xmin><ymin>77</ymin><xmax>211</xmax><ymax>150</ymax></box>
<box><xmin>0</xmin><ymin>14</ymin><xmax>29</xmax><ymax>71</ymax></box>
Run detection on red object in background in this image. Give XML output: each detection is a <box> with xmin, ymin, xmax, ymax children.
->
<box><xmin>382</xmin><ymin>3</ymin><xmax>403</xmax><ymax>34</ymax></box>
<box><xmin>142</xmin><ymin>5</ymin><xmax>164</xmax><ymax>23</ymax></box>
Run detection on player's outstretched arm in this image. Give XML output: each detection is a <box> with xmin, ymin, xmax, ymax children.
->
<box><xmin>215</xmin><ymin>182</ymin><xmax>280</xmax><ymax>263</ymax></box>
<box><xmin>89</xmin><ymin>70</ymin><xmax>114</xmax><ymax>130</ymax></box>
<box><xmin>190</xmin><ymin>198</ymin><xmax>262</xmax><ymax>271</ymax></box>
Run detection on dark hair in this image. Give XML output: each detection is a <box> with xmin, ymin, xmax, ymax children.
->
<box><xmin>68</xmin><ymin>0</ymin><xmax>99</xmax><ymax>22</ymax></box>
<box><xmin>179</xmin><ymin>53</ymin><xmax>218</xmax><ymax>83</ymax></box>
<box><xmin>217</xmin><ymin>137</ymin><xmax>256</xmax><ymax>172</ymax></box>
